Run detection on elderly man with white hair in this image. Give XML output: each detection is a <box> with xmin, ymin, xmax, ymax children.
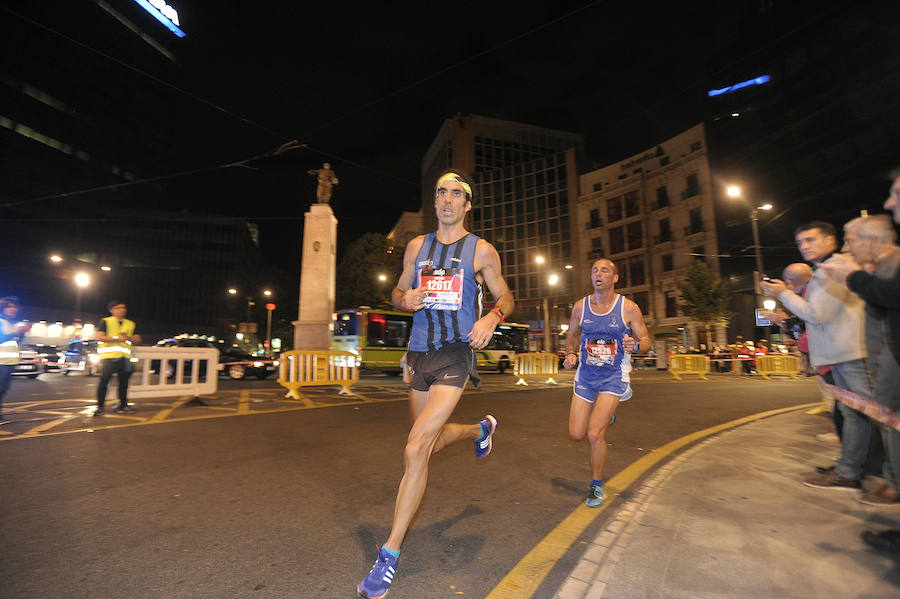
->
<box><xmin>821</xmin><ymin>170</ymin><xmax>900</xmax><ymax>550</ymax></box>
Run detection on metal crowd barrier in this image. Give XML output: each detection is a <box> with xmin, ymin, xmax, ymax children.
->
<box><xmin>107</xmin><ymin>346</ymin><xmax>219</xmax><ymax>401</ymax></box>
<box><xmin>513</xmin><ymin>352</ymin><xmax>559</xmax><ymax>385</ymax></box>
<box><xmin>668</xmin><ymin>354</ymin><xmax>710</xmax><ymax>380</ymax></box>
<box><xmin>278</xmin><ymin>350</ymin><xmax>359</xmax><ymax>398</ymax></box>
<box><xmin>756</xmin><ymin>354</ymin><xmax>802</xmax><ymax>379</ymax></box>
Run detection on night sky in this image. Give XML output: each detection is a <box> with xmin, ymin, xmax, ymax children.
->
<box><xmin>4</xmin><ymin>0</ymin><xmax>897</xmax><ymax>273</ymax></box>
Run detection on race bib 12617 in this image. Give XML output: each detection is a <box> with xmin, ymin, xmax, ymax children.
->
<box><xmin>421</xmin><ymin>268</ymin><xmax>463</xmax><ymax>310</ymax></box>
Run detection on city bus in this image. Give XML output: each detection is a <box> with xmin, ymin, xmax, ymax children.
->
<box><xmin>479</xmin><ymin>322</ymin><xmax>530</xmax><ymax>373</ymax></box>
<box><xmin>332</xmin><ymin>308</ymin><xmax>411</xmax><ymax>373</ymax></box>
<box><xmin>331</xmin><ymin>307</ymin><xmax>530</xmax><ymax>374</ymax></box>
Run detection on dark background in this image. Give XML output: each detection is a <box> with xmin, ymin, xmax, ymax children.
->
<box><xmin>3</xmin><ymin>0</ymin><xmax>899</xmax><ymax>332</ymax></box>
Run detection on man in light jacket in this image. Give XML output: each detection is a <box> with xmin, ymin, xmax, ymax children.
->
<box><xmin>762</xmin><ymin>221</ymin><xmax>870</xmax><ymax>490</ymax></box>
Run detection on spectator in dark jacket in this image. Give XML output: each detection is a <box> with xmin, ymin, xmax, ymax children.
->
<box><xmin>820</xmin><ymin>169</ymin><xmax>900</xmax><ymax>551</ymax></box>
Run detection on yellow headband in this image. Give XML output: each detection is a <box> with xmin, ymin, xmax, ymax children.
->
<box><xmin>436</xmin><ymin>172</ymin><xmax>472</xmax><ymax>199</ymax></box>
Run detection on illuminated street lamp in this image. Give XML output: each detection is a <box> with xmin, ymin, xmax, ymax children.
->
<box><xmin>227</xmin><ymin>288</ymin><xmax>238</xmax><ymax>295</ymax></box>
<box><xmin>100</xmin><ymin>265</ymin><xmax>112</xmax><ymax>272</ymax></box>
<box><xmin>377</xmin><ymin>274</ymin><xmax>387</xmax><ymax>282</ymax></box>
<box><xmin>49</xmin><ymin>255</ymin><xmax>63</xmax><ymax>263</ymax></box>
<box><xmin>263</xmin><ymin>289</ymin><xmax>272</xmax><ymax>297</ymax></box>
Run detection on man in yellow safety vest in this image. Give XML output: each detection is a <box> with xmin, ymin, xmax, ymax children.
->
<box><xmin>95</xmin><ymin>300</ymin><xmax>142</xmax><ymax>415</ymax></box>
<box><xmin>0</xmin><ymin>296</ymin><xmax>30</xmax><ymax>422</ymax></box>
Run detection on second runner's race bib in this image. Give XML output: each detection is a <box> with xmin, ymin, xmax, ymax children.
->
<box><xmin>585</xmin><ymin>338</ymin><xmax>617</xmax><ymax>366</ymax></box>
<box><xmin>421</xmin><ymin>268</ymin><xmax>463</xmax><ymax>310</ymax></box>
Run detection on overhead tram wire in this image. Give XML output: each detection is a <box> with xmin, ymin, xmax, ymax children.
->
<box><xmin>3</xmin><ymin>7</ymin><xmax>419</xmax><ymax>199</ymax></box>
<box><xmin>0</xmin><ymin>141</ymin><xmax>306</xmax><ymax>208</ymax></box>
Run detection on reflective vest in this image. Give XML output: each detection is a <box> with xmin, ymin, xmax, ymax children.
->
<box><xmin>98</xmin><ymin>317</ymin><xmax>135</xmax><ymax>360</ymax></box>
<box><xmin>0</xmin><ymin>318</ymin><xmax>19</xmax><ymax>365</ymax></box>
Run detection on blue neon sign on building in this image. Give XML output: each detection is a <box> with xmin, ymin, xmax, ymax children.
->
<box><xmin>707</xmin><ymin>75</ymin><xmax>770</xmax><ymax>97</ymax></box>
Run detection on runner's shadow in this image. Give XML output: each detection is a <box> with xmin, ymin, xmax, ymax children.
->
<box><xmin>551</xmin><ymin>477</ymin><xmax>586</xmax><ymax>497</ymax></box>
<box><xmin>356</xmin><ymin>504</ymin><xmax>485</xmax><ymax>574</ymax></box>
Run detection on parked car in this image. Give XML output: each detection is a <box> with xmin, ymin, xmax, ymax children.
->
<box><xmin>218</xmin><ymin>346</ymin><xmax>277</xmax><ymax>380</ymax></box>
<box><xmin>23</xmin><ymin>344</ymin><xmax>65</xmax><ymax>373</ymax></box>
<box><xmin>11</xmin><ymin>346</ymin><xmax>41</xmax><ymax>378</ymax></box>
<box><xmin>153</xmin><ymin>338</ymin><xmax>277</xmax><ymax>380</ymax></box>
<box><xmin>61</xmin><ymin>340</ymin><xmax>101</xmax><ymax>376</ymax></box>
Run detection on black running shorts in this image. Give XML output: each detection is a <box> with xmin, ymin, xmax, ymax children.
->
<box><xmin>406</xmin><ymin>342</ymin><xmax>481</xmax><ymax>392</ymax></box>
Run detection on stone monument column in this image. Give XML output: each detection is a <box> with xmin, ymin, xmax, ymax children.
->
<box><xmin>293</xmin><ymin>203</ymin><xmax>337</xmax><ymax>350</ymax></box>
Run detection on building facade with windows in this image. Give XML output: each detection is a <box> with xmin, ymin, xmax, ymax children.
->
<box><xmin>576</xmin><ymin>124</ymin><xmax>725</xmax><ymax>349</ymax></box>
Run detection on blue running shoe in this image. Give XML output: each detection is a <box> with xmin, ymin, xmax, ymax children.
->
<box><xmin>357</xmin><ymin>546</ymin><xmax>398</xmax><ymax>598</ymax></box>
<box><xmin>585</xmin><ymin>482</ymin><xmax>605</xmax><ymax>507</ymax></box>
<box><xmin>474</xmin><ymin>415</ymin><xmax>498</xmax><ymax>459</ymax></box>
<box><xmin>609</xmin><ymin>413</ymin><xmax>616</xmax><ymax>426</ymax></box>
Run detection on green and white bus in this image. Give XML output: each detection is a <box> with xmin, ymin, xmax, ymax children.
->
<box><xmin>332</xmin><ymin>308</ymin><xmax>411</xmax><ymax>373</ymax></box>
<box><xmin>331</xmin><ymin>307</ymin><xmax>529</xmax><ymax>374</ymax></box>
<box><xmin>479</xmin><ymin>322</ymin><xmax>529</xmax><ymax>373</ymax></box>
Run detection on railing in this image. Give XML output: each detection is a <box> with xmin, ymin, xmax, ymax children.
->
<box><xmin>756</xmin><ymin>355</ymin><xmax>802</xmax><ymax>379</ymax></box>
<box><xmin>278</xmin><ymin>350</ymin><xmax>359</xmax><ymax>398</ymax></box>
<box><xmin>513</xmin><ymin>352</ymin><xmax>559</xmax><ymax>385</ymax></box>
<box><xmin>667</xmin><ymin>354</ymin><xmax>710</xmax><ymax>380</ymax></box>
<box><xmin>107</xmin><ymin>346</ymin><xmax>219</xmax><ymax>400</ymax></box>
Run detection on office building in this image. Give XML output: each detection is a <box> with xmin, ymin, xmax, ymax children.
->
<box><xmin>576</xmin><ymin>124</ymin><xmax>725</xmax><ymax>349</ymax></box>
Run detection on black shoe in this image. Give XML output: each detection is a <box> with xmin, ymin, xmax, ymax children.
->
<box><xmin>115</xmin><ymin>405</ymin><xmax>136</xmax><ymax>414</ymax></box>
<box><xmin>815</xmin><ymin>464</ymin><xmax>836</xmax><ymax>475</ymax></box>
<box><xmin>93</xmin><ymin>409</ymin><xmax>105</xmax><ymax>416</ymax></box>
<box><xmin>861</xmin><ymin>530</ymin><xmax>900</xmax><ymax>554</ymax></box>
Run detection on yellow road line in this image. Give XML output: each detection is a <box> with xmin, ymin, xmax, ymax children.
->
<box><xmin>238</xmin><ymin>390</ymin><xmax>250</xmax><ymax>415</ymax></box>
<box><xmin>150</xmin><ymin>395</ymin><xmax>195</xmax><ymax>421</ymax></box>
<box><xmin>21</xmin><ymin>416</ymin><xmax>75</xmax><ymax>436</ymax></box>
<box><xmin>5</xmin><ymin>398</ymin><xmax>96</xmax><ymax>411</ymax></box>
<box><xmin>287</xmin><ymin>390</ymin><xmax>316</xmax><ymax>408</ymax></box>
<box><xmin>485</xmin><ymin>402</ymin><xmax>820</xmax><ymax>599</ymax></box>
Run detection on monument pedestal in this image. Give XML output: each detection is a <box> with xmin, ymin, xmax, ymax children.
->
<box><xmin>293</xmin><ymin>204</ymin><xmax>337</xmax><ymax>350</ymax></box>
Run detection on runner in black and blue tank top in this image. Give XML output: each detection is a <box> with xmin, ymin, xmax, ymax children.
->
<box><xmin>562</xmin><ymin>259</ymin><xmax>651</xmax><ymax>510</ymax></box>
<box><xmin>357</xmin><ymin>169</ymin><xmax>515</xmax><ymax>599</ymax></box>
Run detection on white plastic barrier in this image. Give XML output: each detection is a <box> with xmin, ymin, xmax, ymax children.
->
<box><xmin>106</xmin><ymin>346</ymin><xmax>219</xmax><ymax>400</ymax></box>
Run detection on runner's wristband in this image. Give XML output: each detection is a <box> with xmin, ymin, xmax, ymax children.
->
<box><xmin>490</xmin><ymin>307</ymin><xmax>505</xmax><ymax>324</ymax></box>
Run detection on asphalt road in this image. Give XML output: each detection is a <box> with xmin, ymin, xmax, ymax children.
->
<box><xmin>1</xmin><ymin>371</ymin><xmax>822</xmax><ymax>598</ymax></box>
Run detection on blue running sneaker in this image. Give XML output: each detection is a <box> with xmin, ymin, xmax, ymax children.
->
<box><xmin>585</xmin><ymin>482</ymin><xmax>605</xmax><ymax>507</ymax></box>
<box><xmin>357</xmin><ymin>546</ymin><xmax>398</xmax><ymax>598</ymax></box>
<box><xmin>609</xmin><ymin>413</ymin><xmax>616</xmax><ymax>426</ymax></box>
<box><xmin>474</xmin><ymin>415</ymin><xmax>498</xmax><ymax>459</ymax></box>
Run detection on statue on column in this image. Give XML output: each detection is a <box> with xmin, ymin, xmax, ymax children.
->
<box><xmin>308</xmin><ymin>162</ymin><xmax>339</xmax><ymax>204</ymax></box>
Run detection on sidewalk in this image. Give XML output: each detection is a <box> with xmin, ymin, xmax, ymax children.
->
<box><xmin>554</xmin><ymin>409</ymin><xmax>900</xmax><ymax>598</ymax></box>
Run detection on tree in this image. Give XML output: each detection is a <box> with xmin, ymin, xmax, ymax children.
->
<box><xmin>336</xmin><ymin>233</ymin><xmax>403</xmax><ymax>309</ymax></box>
<box><xmin>677</xmin><ymin>262</ymin><xmax>734</xmax><ymax>349</ymax></box>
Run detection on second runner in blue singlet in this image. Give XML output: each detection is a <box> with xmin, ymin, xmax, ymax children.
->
<box><xmin>573</xmin><ymin>293</ymin><xmax>633</xmax><ymax>403</ymax></box>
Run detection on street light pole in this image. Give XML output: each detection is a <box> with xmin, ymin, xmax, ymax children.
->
<box><xmin>727</xmin><ymin>186</ymin><xmax>772</xmax><ymax>307</ymax></box>
<box><xmin>74</xmin><ymin>272</ymin><xmax>90</xmax><ymax>322</ymax></box>
<box><xmin>542</xmin><ymin>296</ymin><xmax>551</xmax><ymax>353</ymax></box>
<box><xmin>750</xmin><ymin>207</ymin><xmax>765</xmax><ymax>281</ymax></box>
